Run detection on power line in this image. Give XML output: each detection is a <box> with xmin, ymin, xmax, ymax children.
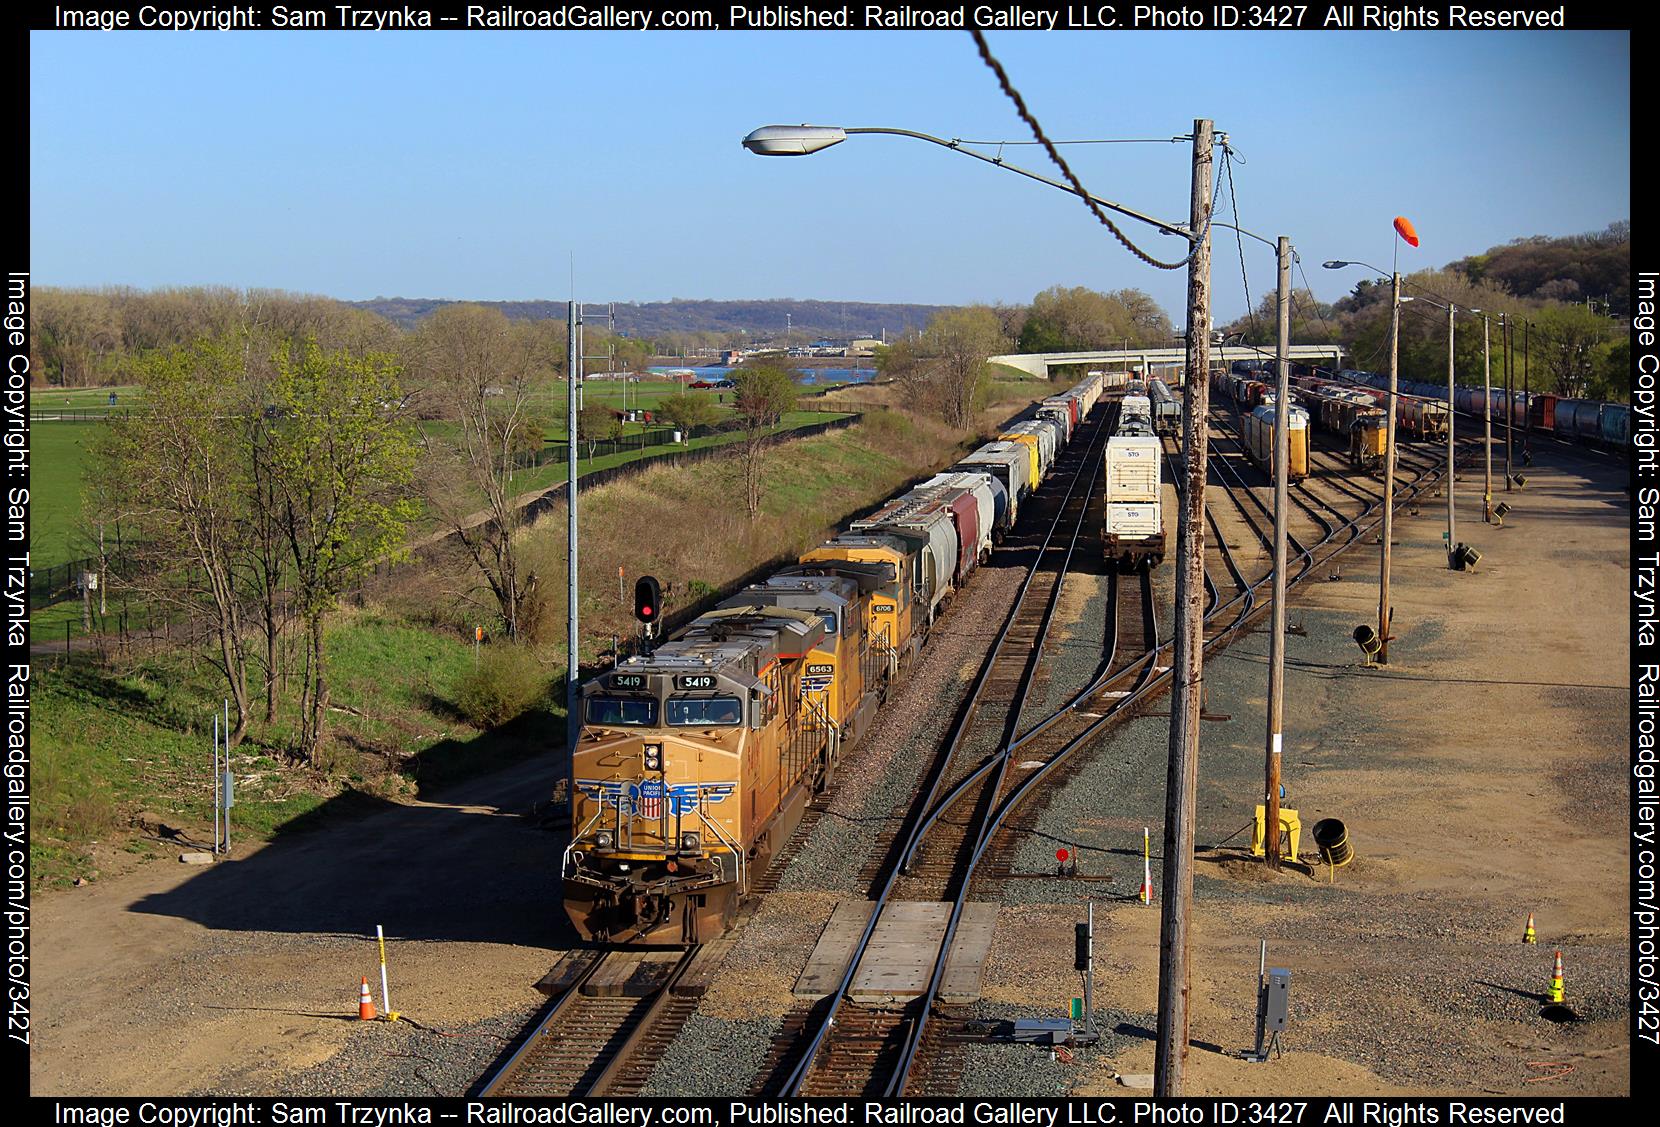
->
<box><xmin>1221</xmin><ymin>145</ymin><xmax>1259</xmax><ymax>341</ymax></box>
<box><xmin>969</xmin><ymin>29</ymin><xmax>1216</xmax><ymax>272</ymax></box>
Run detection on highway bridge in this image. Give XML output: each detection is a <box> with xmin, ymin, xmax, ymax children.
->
<box><xmin>989</xmin><ymin>344</ymin><xmax>1346</xmax><ymax>379</ymax></box>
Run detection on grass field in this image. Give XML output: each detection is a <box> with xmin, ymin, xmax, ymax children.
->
<box><xmin>29</xmin><ymin>424</ymin><xmax>92</xmax><ymax>572</ymax></box>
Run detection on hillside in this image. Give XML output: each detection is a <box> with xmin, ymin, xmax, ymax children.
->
<box><xmin>1446</xmin><ymin>221</ymin><xmax>1629</xmax><ymax>315</ymax></box>
<box><xmin>350</xmin><ymin>296</ymin><xmax>953</xmax><ymax>339</ymax></box>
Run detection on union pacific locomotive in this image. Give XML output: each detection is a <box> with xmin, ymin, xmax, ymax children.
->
<box><xmin>562</xmin><ymin>374</ymin><xmax>1106</xmax><ymax>944</ymax></box>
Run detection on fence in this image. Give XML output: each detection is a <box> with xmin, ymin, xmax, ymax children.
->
<box><xmin>31</xmin><ymin>408</ymin><xmax>130</xmax><ymax>423</ymax></box>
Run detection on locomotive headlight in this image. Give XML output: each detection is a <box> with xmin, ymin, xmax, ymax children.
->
<box><xmin>594</xmin><ymin>831</ymin><xmax>614</xmax><ymax>850</ymax></box>
<box><xmin>643</xmin><ymin>743</ymin><xmax>663</xmax><ymax>772</ymax></box>
<box><xmin>679</xmin><ymin>831</ymin><xmax>701</xmax><ymax>853</ymax></box>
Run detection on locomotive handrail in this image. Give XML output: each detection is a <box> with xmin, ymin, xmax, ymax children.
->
<box><xmin>697</xmin><ymin>807</ymin><xmax>746</xmax><ymax>895</ymax></box>
<box><xmin>561</xmin><ymin>809</ymin><xmax>607</xmax><ymax>877</ymax></box>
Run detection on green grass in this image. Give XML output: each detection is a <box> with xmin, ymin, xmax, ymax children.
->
<box><xmin>28</xmin><ymin>423</ymin><xmax>92</xmax><ymax>571</ymax></box>
<box><xmin>33</xmin><ymin>384</ymin><xmax>140</xmax><ymax>415</ymax></box>
<box><xmin>29</xmin><ymin>610</ymin><xmax>559</xmax><ymax>888</ymax></box>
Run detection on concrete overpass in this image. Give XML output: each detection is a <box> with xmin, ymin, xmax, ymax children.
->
<box><xmin>988</xmin><ymin>344</ymin><xmax>1346</xmax><ymax>379</ymax></box>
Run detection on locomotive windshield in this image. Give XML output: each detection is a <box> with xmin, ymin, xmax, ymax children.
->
<box><xmin>666</xmin><ymin>696</ymin><xmax>744</xmax><ymax>726</ymax></box>
<box><xmin>586</xmin><ymin>696</ymin><xmax>659</xmax><ymax>726</ymax></box>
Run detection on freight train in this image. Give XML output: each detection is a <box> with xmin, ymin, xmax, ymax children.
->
<box><xmin>1101</xmin><ymin>393</ymin><xmax>1166</xmax><ymax>570</ymax></box>
<box><xmin>1334</xmin><ymin>369</ymin><xmax>1629</xmax><ymax>452</ymax></box>
<box><xmin>562</xmin><ymin>374</ymin><xmax>1107</xmax><ymax>945</ymax></box>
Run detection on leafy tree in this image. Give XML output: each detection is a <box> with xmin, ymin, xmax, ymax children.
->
<box><xmin>267</xmin><ymin>338</ymin><xmax>419</xmax><ymax>764</ymax></box>
<box><xmin>578</xmin><ymin>401</ymin><xmax>622</xmax><ymax>457</ymax></box>
<box><xmin>1017</xmin><ymin>285</ymin><xmax>1173</xmax><ymax>353</ymax></box>
<box><xmin>1528</xmin><ymin>304</ymin><xmax>1617</xmax><ymax>398</ymax></box>
<box><xmin>731</xmin><ymin>366</ymin><xmax>798</xmax><ymax>517</ymax></box>
<box><xmin>653</xmin><ymin>393</ymin><xmax>720</xmax><ymax>435</ymax></box>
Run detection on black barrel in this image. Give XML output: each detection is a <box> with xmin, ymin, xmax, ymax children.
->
<box><xmin>1311</xmin><ymin>818</ymin><xmax>1353</xmax><ymax>867</ymax></box>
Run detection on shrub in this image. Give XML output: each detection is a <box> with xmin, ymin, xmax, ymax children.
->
<box><xmin>453</xmin><ymin>643</ymin><xmax>551</xmax><ymax>728</ymax></box>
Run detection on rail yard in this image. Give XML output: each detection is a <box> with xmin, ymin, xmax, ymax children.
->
<box><xmin>29</xmin><ymin>372</ymin><xmax>1630</xmax><ymax>1098</ymax></box>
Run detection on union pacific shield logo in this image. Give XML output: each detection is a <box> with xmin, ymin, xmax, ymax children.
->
<box><xmin>631</xmin><ymin>779</ymin><xmax>665</xmax><ymax>819</ymax></box>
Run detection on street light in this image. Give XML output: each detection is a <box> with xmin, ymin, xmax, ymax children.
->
<box><xmin>1323</xmin><ymin>258</ymin><xmax>1403</xmax><ymax>663</ymax></box>
<box><xmin>1394</xmin><ymin>289</ymin><xmax>1462</xmax><ymax>570</ymax></box>
<box><xmin>742</xmin><ymin>124</ymin><xmax>1193</xmax><ymax>238</ymax></box>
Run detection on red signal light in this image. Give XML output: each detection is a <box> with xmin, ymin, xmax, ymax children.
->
<box><xmin>1056</xmin><ymin>848</ymin><xmax>1070</xmax><ymax>863</ymax></box>
<box><xmin>633</xmin><ymin>576</ymin><xmax>662</xmax><ymax>625</ymax></box>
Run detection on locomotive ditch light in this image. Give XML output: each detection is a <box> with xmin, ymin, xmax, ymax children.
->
<box><xmin>679</xmin><ymin>831</ymin><xmax>701</xmax><ymax>853</ymax></box>
<box><xmin>594</xmin><ymin>831</ymin><xmax>614</xmax><ymax>850</ymax></box>
<box><xmin>643</xmin><ymin>743</ymin><xmax>663</xmax><ymax>772</ymax></box>
<box><xmin>1352</xmin><ymin>625</ymin><xmax>1382</xmax><ymax>664</ymax></box>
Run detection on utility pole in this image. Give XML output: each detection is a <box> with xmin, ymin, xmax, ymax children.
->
<box><xmin>1264</xmin><ymin>235</ymin><xmax>1290</xmax><ymax>872</ymax></box>
<box><xmin>1482</xmin><ymin>314</ymin><xmax>1492</xmax><ymax>522</ymax></box>
<box><xmin>567</xmin><ymin>299</ymin><xmax>581</xmax><ymax>752</ymax></box>
<box><xmin>1155</xmin><ymin>117</ymin><xmax>1213</xmax><ymax>1099</ymax></box>
<box><xmin>1378</xmin><ymin>272</ymin><xmax>1401</xmax><ymax>664</ymax></box>
<box><xmin>1522</xmin><ymin>319</ymin><xmax>1530</xmax><ymax>465</ymax></box>
<box><xmin>1503</xmin><ymin>313</ymin><xmax>1513</xmax><ymax>490</ymax></box>
<box><xmin>1445</xmin><ymin>302</ymin><xmax>1456</xmax><ymax>567</ymax></box>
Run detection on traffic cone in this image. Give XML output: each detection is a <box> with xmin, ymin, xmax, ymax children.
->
<box><xmin>1522</xmin><ymin>913</ymin><xmax>1537</xmax><ymax>944</ymax></box>
<box><xmin>358</xmin><ymin>976</ymin><xmax>377</xmax><ymax>1021</ymax></box>
<box><xmin>1547</xmin><ymin>951</ymin><xmax>1564</xmax><ymax>1003</ymax></box>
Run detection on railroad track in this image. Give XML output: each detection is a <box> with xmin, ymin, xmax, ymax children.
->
<box><xmin>781</xmin><ymin>393</ymin><xmax>1477</xmax><ymax>1096</ymax></box>
<box><xmin>474</xmin><ymin>947</ymin><xmax>701</xmax><ymax>1097</ymax></box>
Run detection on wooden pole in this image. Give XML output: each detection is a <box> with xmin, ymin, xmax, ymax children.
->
<box><xmin>1154</xmin><ymin>117</ymin><xmax>1213</xmax><ymax>1099</ymax></box>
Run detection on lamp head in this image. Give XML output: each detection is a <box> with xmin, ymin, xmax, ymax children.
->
<box><xmin>742</xmin><ymin>125</ymin><xmax>848</xmax><ymax>156</ymax></box>
<box><xmin>1321</xmin><ymin>260</ymin><xmax>1352</xmax><ymax>270</ymax></box>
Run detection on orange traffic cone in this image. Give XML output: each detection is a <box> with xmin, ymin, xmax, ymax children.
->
<box><xmin>358</xmin><ymin>976</ymin><xmax>377</xmax><ymax>1021</ymax></box>
<box><xmin>1547</xmin><ymin>951</ymin><xmax>1564</xmax><ymax>1003</ymax></box>
<box><xmin>1523</xmin><ymin>913</ymin><xmax>1537</xmax><ymax>944</ymax></box>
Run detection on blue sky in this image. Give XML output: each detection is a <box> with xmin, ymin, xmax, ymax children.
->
<box><xmin>30</xmin><ymin>29</ymin><xmax>1629</xmax><ymax>321</ymax></box>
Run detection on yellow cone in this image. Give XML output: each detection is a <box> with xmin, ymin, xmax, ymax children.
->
<box><xmin>1547</xmin><ymin>950</ymin><xmax>1564</xmax><ymax>1004</ymax></box>
<box><xmin>1523</xmin><ymin>913</ymin><xmax>1537</xmax><ymax>944</ymax></box>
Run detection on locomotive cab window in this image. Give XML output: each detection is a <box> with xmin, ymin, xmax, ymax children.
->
<box><xmin>586</xmin><ymin>695</ymin><xmax>659</xmax><ymax>727</ymax></box>
<box><xmin>667</xmin><ymin>696</ymin><xmax>744</xmax><ymax>727</ymax></box>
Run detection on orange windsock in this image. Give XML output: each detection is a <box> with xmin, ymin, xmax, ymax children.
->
<box><xmin>1393</xmin><ymin>216</ymin><xmax>1420</xmax><ymax>248</ymax></box>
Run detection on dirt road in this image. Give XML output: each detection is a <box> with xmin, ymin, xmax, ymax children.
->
<box><xmin>30</xmin><ymin>750</ymin><xmax>575</xmax><ymax>1095</ymax></box>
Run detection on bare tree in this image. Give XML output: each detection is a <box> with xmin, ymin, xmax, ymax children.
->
<box><xmin>91</xmin><ymin>336</ymin><xmax>254</xmax><ymax>743</ymax></box>
<box><xmin>920</xmin><ymin>307</ymin><xmax>1007</xmax><ymax>429</ymax></box>
<box><xmin>411</xmin><ymin>305</ymin><xmax>549</xmax><ymax>638</ymax></box>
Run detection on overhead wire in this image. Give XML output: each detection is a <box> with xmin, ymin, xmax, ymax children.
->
<box><xmin>969</xmin><ymin>29</ymin><xmax>1217</xmax><ymax>271</ymax></box>
<box><xmin>1221</xmin><ymin>142</ymin><xmax>1260</xmax><ymax>342</ymax></box>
